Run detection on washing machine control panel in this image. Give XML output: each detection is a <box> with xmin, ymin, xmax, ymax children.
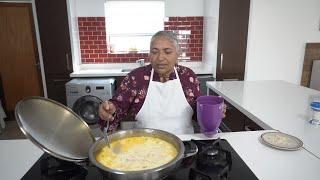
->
<box><xmin>66</xmin><ymin>78</ymin><xmax>115</xmax><ymax>110</ymax></box>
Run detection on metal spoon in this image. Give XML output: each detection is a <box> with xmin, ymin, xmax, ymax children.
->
<box><xmin>101</xmin><ymin>120</ymin><xmax>111</xmax><ymax>148</ymax></box>
<box><xmin>101</xmin><ymin>120</ymin><xmax>121</xmax><ymax>154</ymax></box>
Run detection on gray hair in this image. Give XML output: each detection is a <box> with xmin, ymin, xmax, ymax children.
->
<box><xmin>150</xmin><ymin>31</ymin><xmax>181</xmax><ymax>53</ymax></box>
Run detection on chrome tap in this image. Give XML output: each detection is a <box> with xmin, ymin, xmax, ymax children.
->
<box><xmin>136</xmin><ymin>59</ymin><xmax>145</xmax><ymax>67</ymax></box>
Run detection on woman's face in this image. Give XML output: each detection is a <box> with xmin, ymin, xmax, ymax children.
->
<box><xmin>149</xmin><ymin>37</ymin><xmax>179</xmax><ymax>76</ymax></box>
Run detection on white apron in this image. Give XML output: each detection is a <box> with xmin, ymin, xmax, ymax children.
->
<box><xmin>135</xmin><ymin>67</ymin><xmax>194</xmax><ymax>135</ymax></box>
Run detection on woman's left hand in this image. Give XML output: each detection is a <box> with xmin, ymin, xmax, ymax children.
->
<box><xmin>222</xmin><ymin>103</ymin><xmax>227</xmax><ymax>118</ymax></box>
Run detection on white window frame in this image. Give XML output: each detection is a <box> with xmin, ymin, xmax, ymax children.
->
<box><xmin>105</xmin><ymin>1</ymin><xmax>165</xmax><ymax>53</ymax></box>
<box><xmin>66</xmin><ymin>0</ymin><xmax>213</xmax><ymax>75</ymax></box>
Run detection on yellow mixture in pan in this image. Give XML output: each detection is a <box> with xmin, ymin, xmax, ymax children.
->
<box><xmin>96</xmin><ymin>136</ymin><xmax>178</xmax><ymax>171</ymax></box>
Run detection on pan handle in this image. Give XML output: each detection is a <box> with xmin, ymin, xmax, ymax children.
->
<box><xmin>183</xmin><ymin>141</ymin><xmax>198</xmax><ymax>158</ymax></box>
<box><xmin>75</xmin><ymin>159</ymin><xmax>91</xmax><ymax>168</ymax></box>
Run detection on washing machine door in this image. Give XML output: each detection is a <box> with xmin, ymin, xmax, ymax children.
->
<box><xmin>72</xmin><ymin>95</ymin><xmax>102</xmax><ymax>124</ymax></box>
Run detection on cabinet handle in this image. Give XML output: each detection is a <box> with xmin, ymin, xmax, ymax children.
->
<box><xmin>53</xmin><ymin>79</ymin><xmax>68</xmax><ymax>82</ymax></box>
<box><xmin>223</xmin><ymin>78</ymin><xmax>239</xmax><ymax>81</ymax></box>
<box><xmin>35</xmin><ymin>62</ymin><xmax>40</xmax><ymax>69</ymax></box>
<box><xmin>220</xmin><ymin>53</ymin><xmax>224</xmax><ymax>70</ymax></box>
<box><xmin>66</xmin><ymin>53</ymin><xmax>71</xmax><ymax>71</ymax></box>
<box><xmin>244</xmin><ymin>125</ymin><xmax>255</xmax><ymax>131</ymax></box>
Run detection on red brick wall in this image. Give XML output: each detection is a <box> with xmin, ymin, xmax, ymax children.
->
<box><xmin>164</xmin><ymin>17</ymin><xmax>203</xmax><ymax>61</ymax></box>
<box><xmin>78</xmin><ymin>17</ymin><xmax>148</xmax><ymax>63</ymax></box>
<box><xmin>78</xmin><ymin>16</ymin><xmax>203</xmax><ymax>63</ymax></box>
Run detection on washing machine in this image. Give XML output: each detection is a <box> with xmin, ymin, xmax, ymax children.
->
<box><xmin>66</xmin><ymin>78</ymin><xmax>115</xmax><ymax>125</ymax></box>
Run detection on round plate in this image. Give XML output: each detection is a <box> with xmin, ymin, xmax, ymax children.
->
<box><xmin>260</xmin><ymin>132</ymin><xmax>303</xmax><ymax>151</ymax></box>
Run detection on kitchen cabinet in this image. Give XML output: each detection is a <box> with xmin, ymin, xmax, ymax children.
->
<box><xmin>35</xmin><ymin>0</ymin><xmax>72</xmax><ymax>105</ymax></box>
<box><xmin>45</xmin><ymin>75</ymin><xmax>70</xmax><ymax>105</ymax></box>
<box><xmin>221</xmin><ymin>102</ymin><xmax>263</xmax><ymax>132</ymax></box>
<box><xmin>244</xmin><ymin>118</ymin><xmax>263</xmax><ymax>131</ymax></box>
<box><xmin>197</xmin><ymin>74</ymin><xmax>215</xmax><ymax>95</ymax></box>
<box><xmin>310</xmin><ymin>60</ymin><xmax>320</xmax><ymax>91</ymax></box>
<box><xmin>0</xmin><ymin>75</ymin><xmax>5</xmax><ymax>114</ymax></box>
<box><xmin>216</xmin><ymin>0</ymin><xmax>250</xmax><ymax>81</ymax></box>
<box><xmin>208</xmin><ymin>89</ymin><xmax>262</xmax><ymax>132</ymax></box>
<box><xmin>221</xmin><ymin>101</ymin><xmax>246</xmax><ymax>132</ymax></box>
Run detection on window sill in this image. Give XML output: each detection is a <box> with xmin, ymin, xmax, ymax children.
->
<box><xmin>108</xmin><ymin>51</ymin><xmax>148</xmax><ymax>54</ymax></box>
<box><xmin>70</xmin><ymin>61</ymin><xmax>214</xmax><ymax>77</ymax></box>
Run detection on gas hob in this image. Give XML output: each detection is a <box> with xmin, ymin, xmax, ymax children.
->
<box><xmin>22</xmin><ymin>139</ymin><xmax>257</xmax><ymax>180</ymax></box>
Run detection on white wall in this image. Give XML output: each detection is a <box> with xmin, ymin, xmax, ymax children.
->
<box><xmin>245</xmin><ymin>0</ymin><xmax>320</xmax><ymax>84</ymax></box>
<box><xmin>75</xmin><ymin>0</ymin><xmax>105</xmax><ymax>17</ymax></box>
<box><xmin>67</xmin><ymin>0</ymin><xmax>81</xmax><ymax>72</ymax></box>
<box><xmin>72</xmin><ymin>0</ymin><xmax>203</xmax><ymax>17</ymax></box>
<box><xmin>31</xmin><ymin>0</ymin><xmax>47</xmax><ymax>97</ymax></box>
<box><xmin>165</xmin><ymin>0</ymin><xmax>203</xmax><ymax>16</ymax></box>
<box><xmin>203</xmin><ymin>0</ymin><xmax>219</xmax><ymax>77</ymax></box>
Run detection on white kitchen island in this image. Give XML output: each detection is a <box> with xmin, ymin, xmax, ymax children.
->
<box><xmin>1</xmin><ymin>130</ymin><xmax>320</xmax><ymax>180</ymax></box>
<box><xmin>206</xmin><ymin>80</ymin><xmax>320</xmax><ymax>159</ymax></box>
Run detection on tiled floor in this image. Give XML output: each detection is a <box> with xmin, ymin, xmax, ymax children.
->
<box><xmin>0</xmin><ymin>120</ymin><xmax>26</xmax><ymax>140</ymax></box>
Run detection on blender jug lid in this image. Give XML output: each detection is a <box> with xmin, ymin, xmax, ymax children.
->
<box><xmin>311</xmin><ymin>102</ymin><xmax>320</xmax><ymax>110</ymax></box>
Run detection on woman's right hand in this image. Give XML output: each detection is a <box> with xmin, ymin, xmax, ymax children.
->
<box><xmin>99</xmin><ymin>101</ymin><xmax>116</xmax><ymax>121</ymax></box>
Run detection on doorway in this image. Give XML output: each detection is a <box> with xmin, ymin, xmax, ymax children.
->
<box><xmin>0</xmin><ymin>3</ymin><xmax>43</xmax><ymax>118</ymax></box>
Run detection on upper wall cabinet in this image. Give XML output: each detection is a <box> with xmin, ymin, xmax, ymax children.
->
<box><xmin>35</xmin><ymin>0</ymin><xmax>72</xmax><ymax>104</ymax></box>
<box><xmin>216</xmin><ymin>0</ymin><xmax>250</xmax><ymax>81</ymax></box>
<box><xmin>35</xmin><ymin>0</ymin><xmax>72</xmax><ymax>76</ymax></box>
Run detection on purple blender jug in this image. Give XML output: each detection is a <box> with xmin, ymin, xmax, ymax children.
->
<box><xmin>196</xmin><ymin>96</ymin><xmax>224</xmax><ymax>136</ymax></box>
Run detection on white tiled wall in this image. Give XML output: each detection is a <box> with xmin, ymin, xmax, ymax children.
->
<box><xmin>203</xmin><ymin>0</ymin><xmax>219</xmax><ymax>77</ymax></box>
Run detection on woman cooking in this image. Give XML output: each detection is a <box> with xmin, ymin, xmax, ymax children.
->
<box><xmin>99</xmin><ymin>31</ymin><xmax>226</xmax><ymax>135</ymax></box>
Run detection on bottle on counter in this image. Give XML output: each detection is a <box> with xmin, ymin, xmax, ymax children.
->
<box><xmin>310</xmin><ymin>101</ymin><xmax>320</xmax><ymax>125</ymax></box>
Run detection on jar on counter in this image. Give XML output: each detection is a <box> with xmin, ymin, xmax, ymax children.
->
<box><xmin>310</xmin><ymin>102</ymin><xmax>320</xmax><ymax>125</ymax></box>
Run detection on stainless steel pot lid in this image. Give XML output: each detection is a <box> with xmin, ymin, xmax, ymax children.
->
<box><xmin>15</xmin><ymin>96</ymin><xmax>95</xmax><ymax>162</ymax></box>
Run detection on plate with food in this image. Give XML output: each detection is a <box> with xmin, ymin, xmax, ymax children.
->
<box><xmin>260</xmin><ymin>132</ymin><xmax>303</xmax><ymax>151</ymax></box>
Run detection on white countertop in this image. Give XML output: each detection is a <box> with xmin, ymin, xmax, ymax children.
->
<box><xmin>181</xmin><ymin>131</ymin><xmax>320</xmax><ymax>180</ymax></box>
<box><xmin>70</xmin><ymin>67</ymin><xmax>213</xmax><ymax>77</ymax></box>
<box><xmin>0</xmin><ymin>139</ymin><xmax>43</xmax><ymax>180</ymax></box>
<box><xmin>70</xmin><ymin>62</ymin><xmax>214</xmax><ymax>77</ymax></box>
<box><xmin>1</xmin><ymin>130</ymin><xmax>320</xmax><ymax>180</ymax></box>
<box><xmin>206</xmin><ymin>80</ymin><xmax>320</xmax><ymax>158</ymax></box>
<box><xmin>70</xmin><ymin>69</ymin><xmax>129</xmax><ymax>77</ymax></box>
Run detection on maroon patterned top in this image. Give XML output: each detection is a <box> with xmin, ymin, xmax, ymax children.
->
<box><xmin>100</xmin><ymin>64</ymin><xmax>201</xmax><ymax>132</ymax></box>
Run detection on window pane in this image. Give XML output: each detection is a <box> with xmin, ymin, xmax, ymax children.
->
<box><xmin>105</xmin><ymin>1</ymin><xmax>164</xmax><ymax>51</ymax></box>
<box><xmin>109</xmin><ymin>35</ymin><xmax>152</xmax><ymax>52</ymax></box>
